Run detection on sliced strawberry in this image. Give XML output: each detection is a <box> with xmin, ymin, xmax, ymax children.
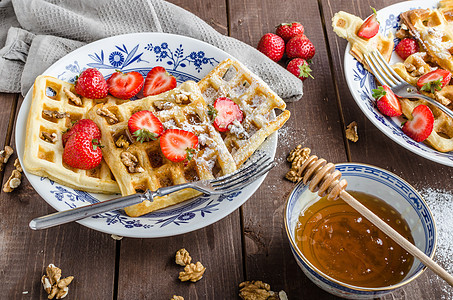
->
<box><xmin>160</xmin><ymin>129</ymin><xmax>198</xmax><ymax>162</ymax></box>
<box><xmin>143</xmin><ymin>66</ymin><xmax>177</xmax><ymax>97</ymax></box>
<box><xmin>212</xmin><ymin>97</ymin><xmax>244</xmax><ymax>132</ymax></box>
<box><xmin>62</xmin><ymin>131</ymin><xmax>103</xmax><ymax>170</ymax></box>
<box><xmin>372</xmin><ymin>86</ymin><xmax>402</xmax><ymax>117</ymax></box>
<box><xmin>128</xmin><ymin>110</ymin><xmax>164</xmax><ymax>143</ymax></box>
<box><xmin>401</xmin><ymin>105</ymin><xmax>434</xmax><ymax>142</ymax></box>
<box><xmin>416</xmin><ymin>69</ymin><xmax>452</xmax><ymax>93</ymax></box>
<box><xmin>62</xmin><ymin>119</ymin><xmax>101</xmax><ymax>146</ymax></box>
<box><xmin>107</xmin><ymin>71</ymin><xmax>144</xmax><ymax>99</ymax></box>
<box><xmin>357</xmin><ymin>8</ymin><xmax>379</xmax><ymax>39</ymax></box>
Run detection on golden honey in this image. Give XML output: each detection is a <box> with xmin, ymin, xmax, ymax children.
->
<box><xmin>295</xmin><ymin>191</ymin><xmax>414</xmax><ymax>287</ymax></box>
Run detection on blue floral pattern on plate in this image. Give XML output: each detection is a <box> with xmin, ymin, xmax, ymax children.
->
<box><xmin>344</xmin><ymin>0</ymin><xmax>453</xmax><ymax>166</ymax></box>
<box><xmin>16</xmin><ymin>33</ymin><xmax>276</xmax><ymax>238</ymax></box>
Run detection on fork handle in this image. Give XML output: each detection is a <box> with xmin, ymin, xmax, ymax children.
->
<box><xmin>29</xmin><ymin>191</ymin><xmax>154</xmax><ymax>230</ymax></box>
<box><xmin>409</xmin><ymin>90</ymin><xmax>453</xmax><ymax>119</ymax></box>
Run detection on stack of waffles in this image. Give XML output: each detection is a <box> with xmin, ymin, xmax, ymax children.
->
<box><xmin>332</xmin><ymin>3</ymin><xmax>453</xmax><ymax>152</ymax></box>
<box><xmin>23</xmin><ymin>59</ymin><xmax>290</xmax><ymax>217</ymax></box>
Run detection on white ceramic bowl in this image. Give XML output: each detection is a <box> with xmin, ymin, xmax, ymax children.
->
<box><xmin>284</xmin><ymin>163</ymin><xmax>437</xmax><ymax>299</ymax></box>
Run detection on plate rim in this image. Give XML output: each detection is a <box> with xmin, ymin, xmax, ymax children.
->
<box><xmin>16</xmin><ymin>32</ymin><xmax>277</xmax><ymax>238</ymax></box>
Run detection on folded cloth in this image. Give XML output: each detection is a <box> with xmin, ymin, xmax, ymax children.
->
<box><xmin>0</xmin><ymin>0</ymin><xmax>303</xmax><ymax>101</ymax></box>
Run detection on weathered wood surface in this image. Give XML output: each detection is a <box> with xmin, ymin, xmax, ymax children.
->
<box><xmin>0</xmin><ymin>0</ymin><xmax>451</xmax><ymax>299</ymax></box>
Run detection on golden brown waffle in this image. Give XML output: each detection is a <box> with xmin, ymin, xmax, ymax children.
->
<box><xmin>399</xmin><ymin>4</ymin><xmax>453</xmax><ymax>73</ymax></box>
<box><xmin>23</xmin><ymin>75</ymin><xmax>123</xmax><ymax>194</ymax></box>
<box><xmin>87</xmin><ymin>81</ymin><xmax>237</xmax><ymax>217</ymax></box>
<box><xmin>197</xmin><ymin>58</ymin><xmax>290</xmax><ymax>167</ymax></box>
<box><xmin>332</xmin><ymin>11</ymin><xmax>394</xmax><ymax>70</ymax></box>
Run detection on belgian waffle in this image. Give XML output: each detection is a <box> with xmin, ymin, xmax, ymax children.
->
<box><xmin>332</xmin><ymin>11</ymin><xmax>394</xmax><ymax>70</ymax></box>
<box><xmin>197</xmin><ymin>58</ymin><xmax>290</xmax><ymax>167</ymax></box>
<box><xmin>88</xmin><ymin>81</ymin><xmax>237</xmax><ymax>217</ymax></box>
<box><xmin>23</xmin><ymin>75</ymin><xmax>123</xmax><ymax>194</ymax></box>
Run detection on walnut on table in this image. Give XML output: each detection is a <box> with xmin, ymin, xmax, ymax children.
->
<box><xmin>345</xmin><ymin>121</ymin><xmax>358</xmax><ymax>142</ymax></box>
<box><xmin>178</xmin><ymin>261</ymin><xmax>206</xmax><ymax>282</ymax></box>
<box><xmin>285</xmin><ymin>145</ymin><xmax>311</xmax><ymax>183</ymax></box>
<box><xmin>175</xmin><ymin>248</ymin><xmax>192</xmax><ymax>266</ymax></box>
<box><xmin>171</xmin><ymin>296</ymin><xmax>184</xmax><ymax>300</ymax></box>
<box><xmin>239</xmin><ymin>281</ymin><xmax>287</xmax><ymax>300</ymax></box>
<box><xmin>41</xmin><ymin>264</ymin><xmax>74</xmax><ymax>299</ymax></box>
<box><xmin>0</xmin><ymin>145</ymin><xmax>13</xmax><ymax>171</ymax></box>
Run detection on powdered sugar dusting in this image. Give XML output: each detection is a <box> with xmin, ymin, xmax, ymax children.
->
<box><xmin>419</xmin><ymin>187</ymin><xmax>453</xmax><ymax>299</ymax></box>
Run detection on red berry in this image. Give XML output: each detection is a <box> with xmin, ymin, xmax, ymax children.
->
<box><xmin>143</xmin><ymin>66</ymin><xmax>177</xmax><ymax>97</ymax></box>
<box><xmin>395</xmin><ymin>38</ymin><xmax>419</xmax><ymax>60</ymax></box>
<box><xmin>275</xmin><ymin>22</ymin><xmax>304</xmax><ymax>42</ymax></box>
<box><xmin>62</xmin><ymin>119</ymin><xmax>101</xmax><ymax>146</ymax></box>
<box><xmin>372</xmin><ymin>86</ymin><xmax>402</xmax><ymax>117</ymax></box>
<box><xmin>212</xmin><ymin>97</ymin><xmax>244</xmax><ymax>132</ymax></box>
<box><xmin>128</xmin><ymin>110</ymin><xmax>164</xmax><ymax>143</ymax></box>
<box><xmin>401</xmin><ymin>105</ymin><xmax>434</xmax><ymax>142</ymax></box>
<box><xmin>286</xmin><ymin>36</ymin><xmax>315</xmax><ymax>60</ymax></box>
<box><xmin>357</xmin><ymin>9</ymin><xmax>379</xmax><ymax>39</ymax></box>
<box><xmin>257</xmin><ymin>33</ymin><xmax>285</xmax><ymax>62</ymax></box>
<box><xmin>160</xmin><ymin>129</ymin><xmax>198</xmax><ymax>162</ymax></box>
<box><xmin>74</xmin><ymin>68</ymin><xmax>108</xmax><ymax>99</ymax></box>
<box><xmin>286</xmin><ymin>58</ymin><xmax>313</xmax><ymax>81</ymax></box>
<box><xmin>416</xmin><ymin>69</ymin><xmax>451</xmax><ymax>93</ymax></box>
<box><xmin>62</xmin><ymin>131</ymin><xmax>103</xmax><ymax>170</ymax></box>
<box><xmin>107</xmin><ymin>71</ymin><xmax>144</xmax><ymax>99</ymax></box>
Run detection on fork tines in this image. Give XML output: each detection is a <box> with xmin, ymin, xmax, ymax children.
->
<box><xmin>211</xmin><ymin>152</ymin><xmax>274</xmax><ymax>192</ymax></box>
<box><xmin>364</xmin><ymin>51</ymin><xmax>405</xmax><ymax>87</ymax></box>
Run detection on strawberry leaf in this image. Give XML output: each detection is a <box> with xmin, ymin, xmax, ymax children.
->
<box><xmin>298</xmin><ymin>63</ymin><xmax>314</xmax><ymax>79</ymax></box>
<box><xmin>372</xmin><ymin>86</ymin><xmax>386</xmax><ymax>100</ymax></box>
<box><xmin>186</xmin><ymin>147</ymin><xmax>196</xmax><ymax>161</ymax></box>
<box><xmin>133</xmin><ymin>129</ymin><xmax>158</xmax><ymax>143</ymax></box>
<box><xmin>420</xmin><ymin>78</ymin><xmax>442</xmax><ymax>94</ymax></box>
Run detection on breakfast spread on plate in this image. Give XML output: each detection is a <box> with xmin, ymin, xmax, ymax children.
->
<box><xmin>333</xmin><ymin>2</ymin><xmax>453</xmax><ymax>152</ymax></box>
<box><xmin>23</xmin><ymin>59</ymin><xmax>290</xmax><ymax>217</ymax></box>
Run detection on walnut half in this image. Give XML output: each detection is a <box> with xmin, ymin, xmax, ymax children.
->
<box><xmin>239</xmin><ymin>281</ymin><xmax>286</xmax><ymax>300</ymax></box>
<box><xmin>175</xmin><ymin>248</ymin><xmax>192</xmax><ymax>266</ymax></box>
<box><xmin>120</xmin><ymin>151</ymin><xmax>144</xmax><ymax>173</ymax></box>
<box><xmin>41</xmin><ymin>264</ymin><xmax>73</xmax><ymax>299</ymax></box>
<box><xmin>178</xmin><ymin>262</ymin><xmax>206</xmax><ymax>282</ymax></box>
<box><xmin>285</xmin><ymin>145</ymin><xmax>311</xmax><ymax>183</ymax></box>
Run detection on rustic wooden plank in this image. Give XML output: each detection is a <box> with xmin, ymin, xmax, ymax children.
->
<box><xmin>322</xmin><ymin>0</ymin><xmax>453</xmax><ymax>298</ymax></box>
<box><xmin>228</xmin><ymin>0</ymin><xmax>348</xmax><ymax>298</ymax></box>
<box><xmin>0</xmin><ymin>94</ymin><xmax>117</xmax><ymax>299</ymax></box>
<box><xmin>116</xmin><ymin>1</ymin><xmax>245</xmax><ymax>299</ymax></box>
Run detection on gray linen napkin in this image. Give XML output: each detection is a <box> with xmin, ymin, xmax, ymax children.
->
<box><xmin>0</xmin><ymin>0</ymin><xmax>303</xmax><ymax>101</ymax></box>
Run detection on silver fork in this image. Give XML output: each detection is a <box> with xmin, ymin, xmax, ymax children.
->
<box><xmin>364</xmin><ymin>50</ymin><xmax>453</xmax><ymax>119</ymax></box>
<box><xmin>29</xmin><ymin>152</ymin><xmax>275</xmax><ymax>230</ymax></box>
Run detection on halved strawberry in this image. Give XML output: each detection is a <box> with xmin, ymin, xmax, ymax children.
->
<box><xmin>62</xmin><ymin>131</ymin><xmax>103</xmax><ymax>170</ymax></box>
<box><xmin>62</xmin><ymin>119</ymin><xmax>101</xmax><ymax>146</ymax></box>
<box><xmin>160</xmin><ymin>129</ymin><xmax>198</xmax><ymax>162</ymax></box>
<box><xmin>107</xmin><ymin>71</ymin><xmax>144</xmax><ymax>99</ymax></box>
<box><xmin>143</xmin><ymin>66</ymin><xmax>177</xmax><ymax>97</ymax></box>
<box><xmin>128</xmin><ymin>110</ymin><xmax>164</xmax><ymax>143</ymax></box>
<box><xmin>357</xmin><ymin>8</ymin><xmax>379</xmax><ymax>39</ymax></box>
<box><xmin>372</xmin><ymin>85</ymin><xmax>402</xmax><ymax>117</ymax></box>
<box><xmin>401</xmin><ymin>105</ymin><xmax>434</xmax><ymax>142</ymax></box>
<box><xmin>212</xmin><ymin>97</ymin><xmax>244</xmax><ymax>132</ymax></box>
<box><xmin>416</xmin><ymin>69</ymin><xmax>452</xmax><ymax>93</ymax></box>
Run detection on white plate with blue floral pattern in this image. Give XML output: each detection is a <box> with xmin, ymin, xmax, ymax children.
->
<box><xmin>16</xmin><ymin>33</ymin><xmax>277</xmax><ymax>238</ymax></box>
<box><xmin>344</xmin><ymin>0</ymin><xmax>453</xmax><ymax>167</ymax></box>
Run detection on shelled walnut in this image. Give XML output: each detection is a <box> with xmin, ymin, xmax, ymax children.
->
<box><xmin>238</xmin><ymin>281</ymin><xmax>287</xmax><ymax>300</ymax></box>
<box><xmin>63</xmin><ymin>87</ymin><xmax>82</xmax><ymax>106</ymax></box>
<box><xmin>285</xmin><ymin>145</ymin><xmax>310</xmax><ymax>183</ymax></box>
<box><xmin>171</xmin><ymin>296</ymin><xmax>184</xmax><ymax>300</ymax></box>
<box><xmin>178</xmin><ymin>262</ymin><xmax>206</xmax><ymax>282</ymax></box>
<box><xmin>43</xmin><ymin>110</ymin><xmax>69</xmax><ymax>119</ymax></box>
<box><xmin>120</xmin><ymin>151</ymin><xmax>144</xmax><ymax>173</ymax></box>
<box><xmin>345</xmin><ymin>121</ymin><xmax>358</xmax><ymax>142</ymax></box>
<box><xmin>41</xmin><ymin>264</ymin><xmax>74</xmax><ymax>299</ymax></box>
<box><xmin>0</xmin><ymin>145</ymin><xmax>13</xmax><ymax>171</ymax></box>
<box><xmin>96</xmin><ymin>107</ymin><xmax>119</xmax><ymax>124</ymax></box>
<box><xmin>3</xmin><ymin>169</ymin><xmax>21</xmax><ymax>192</ymax></box>
<box><xmin>175</xmin><ymin>248</ymin><xmax>192</xmax><ymax>266</ymax></box>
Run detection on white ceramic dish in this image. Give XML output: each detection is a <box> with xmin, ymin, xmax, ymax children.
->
<box><xmin>343</xmin><ymin>0</ymin><xmax>453</xmax><ymax>167</ymax></box>
<box><xmin>285</xmin><ymin>163</ymin><xmax>437</xmax><ymax>299</ymax></box>
<box><xmin>16</xmin><ymin>32</ymin><xmax>277</xmax><ymax>238</ymax></box>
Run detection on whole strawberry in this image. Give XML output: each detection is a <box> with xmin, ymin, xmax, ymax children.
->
<box><xmin>395</xmin><ymin>38</ymin><xmax>419</xmax><ymax>60</ymax></box>
<box><xmin>257</xmin><ymin>33</ymin><xmax>285</xmax><ymax>62</ymax></box>
<box><xmin>62</xmin><ymin>119</ymin><xmax>102</xmax><ymax>146</ymax></box>
<box><xmin>75</xmin><ymin>68</ymin><xmax>108</xmax><ymax>99</ymax></box>
<box><xmin>286</xmin><ymin>36</ymin><xmax>315</xmax><ymax>60</ymax></box>
<box><xmin>63</xmin><ymin>131</ymin><xmax>103</xmax><ymax>170</ymax></box>
<box><xmin>287</xmin><ymin>58</ymin><xmax>313</xmax><ymax>81</ymax></box>
<box><xmin>276</xmin><ymin>22</ymin><xmax>304</xmax><ymax>42</ymax></box>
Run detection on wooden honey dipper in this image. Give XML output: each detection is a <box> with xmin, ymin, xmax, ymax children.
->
<box><xmin>297</xmin><ymin>154</ymin><xmax>453</xmax><ymax>287</ymax></box>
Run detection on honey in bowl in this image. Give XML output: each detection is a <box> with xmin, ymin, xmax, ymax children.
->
<box><xmin>295</xmin><ymin>191</ymin><xmax>415</xmax><ymax>288</ymax></box>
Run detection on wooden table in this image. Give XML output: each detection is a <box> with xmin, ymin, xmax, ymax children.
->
<box><xmin>1</xmin><ymin>0</ymin><xmax>452</xmax><ymax>299</ymax></box>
